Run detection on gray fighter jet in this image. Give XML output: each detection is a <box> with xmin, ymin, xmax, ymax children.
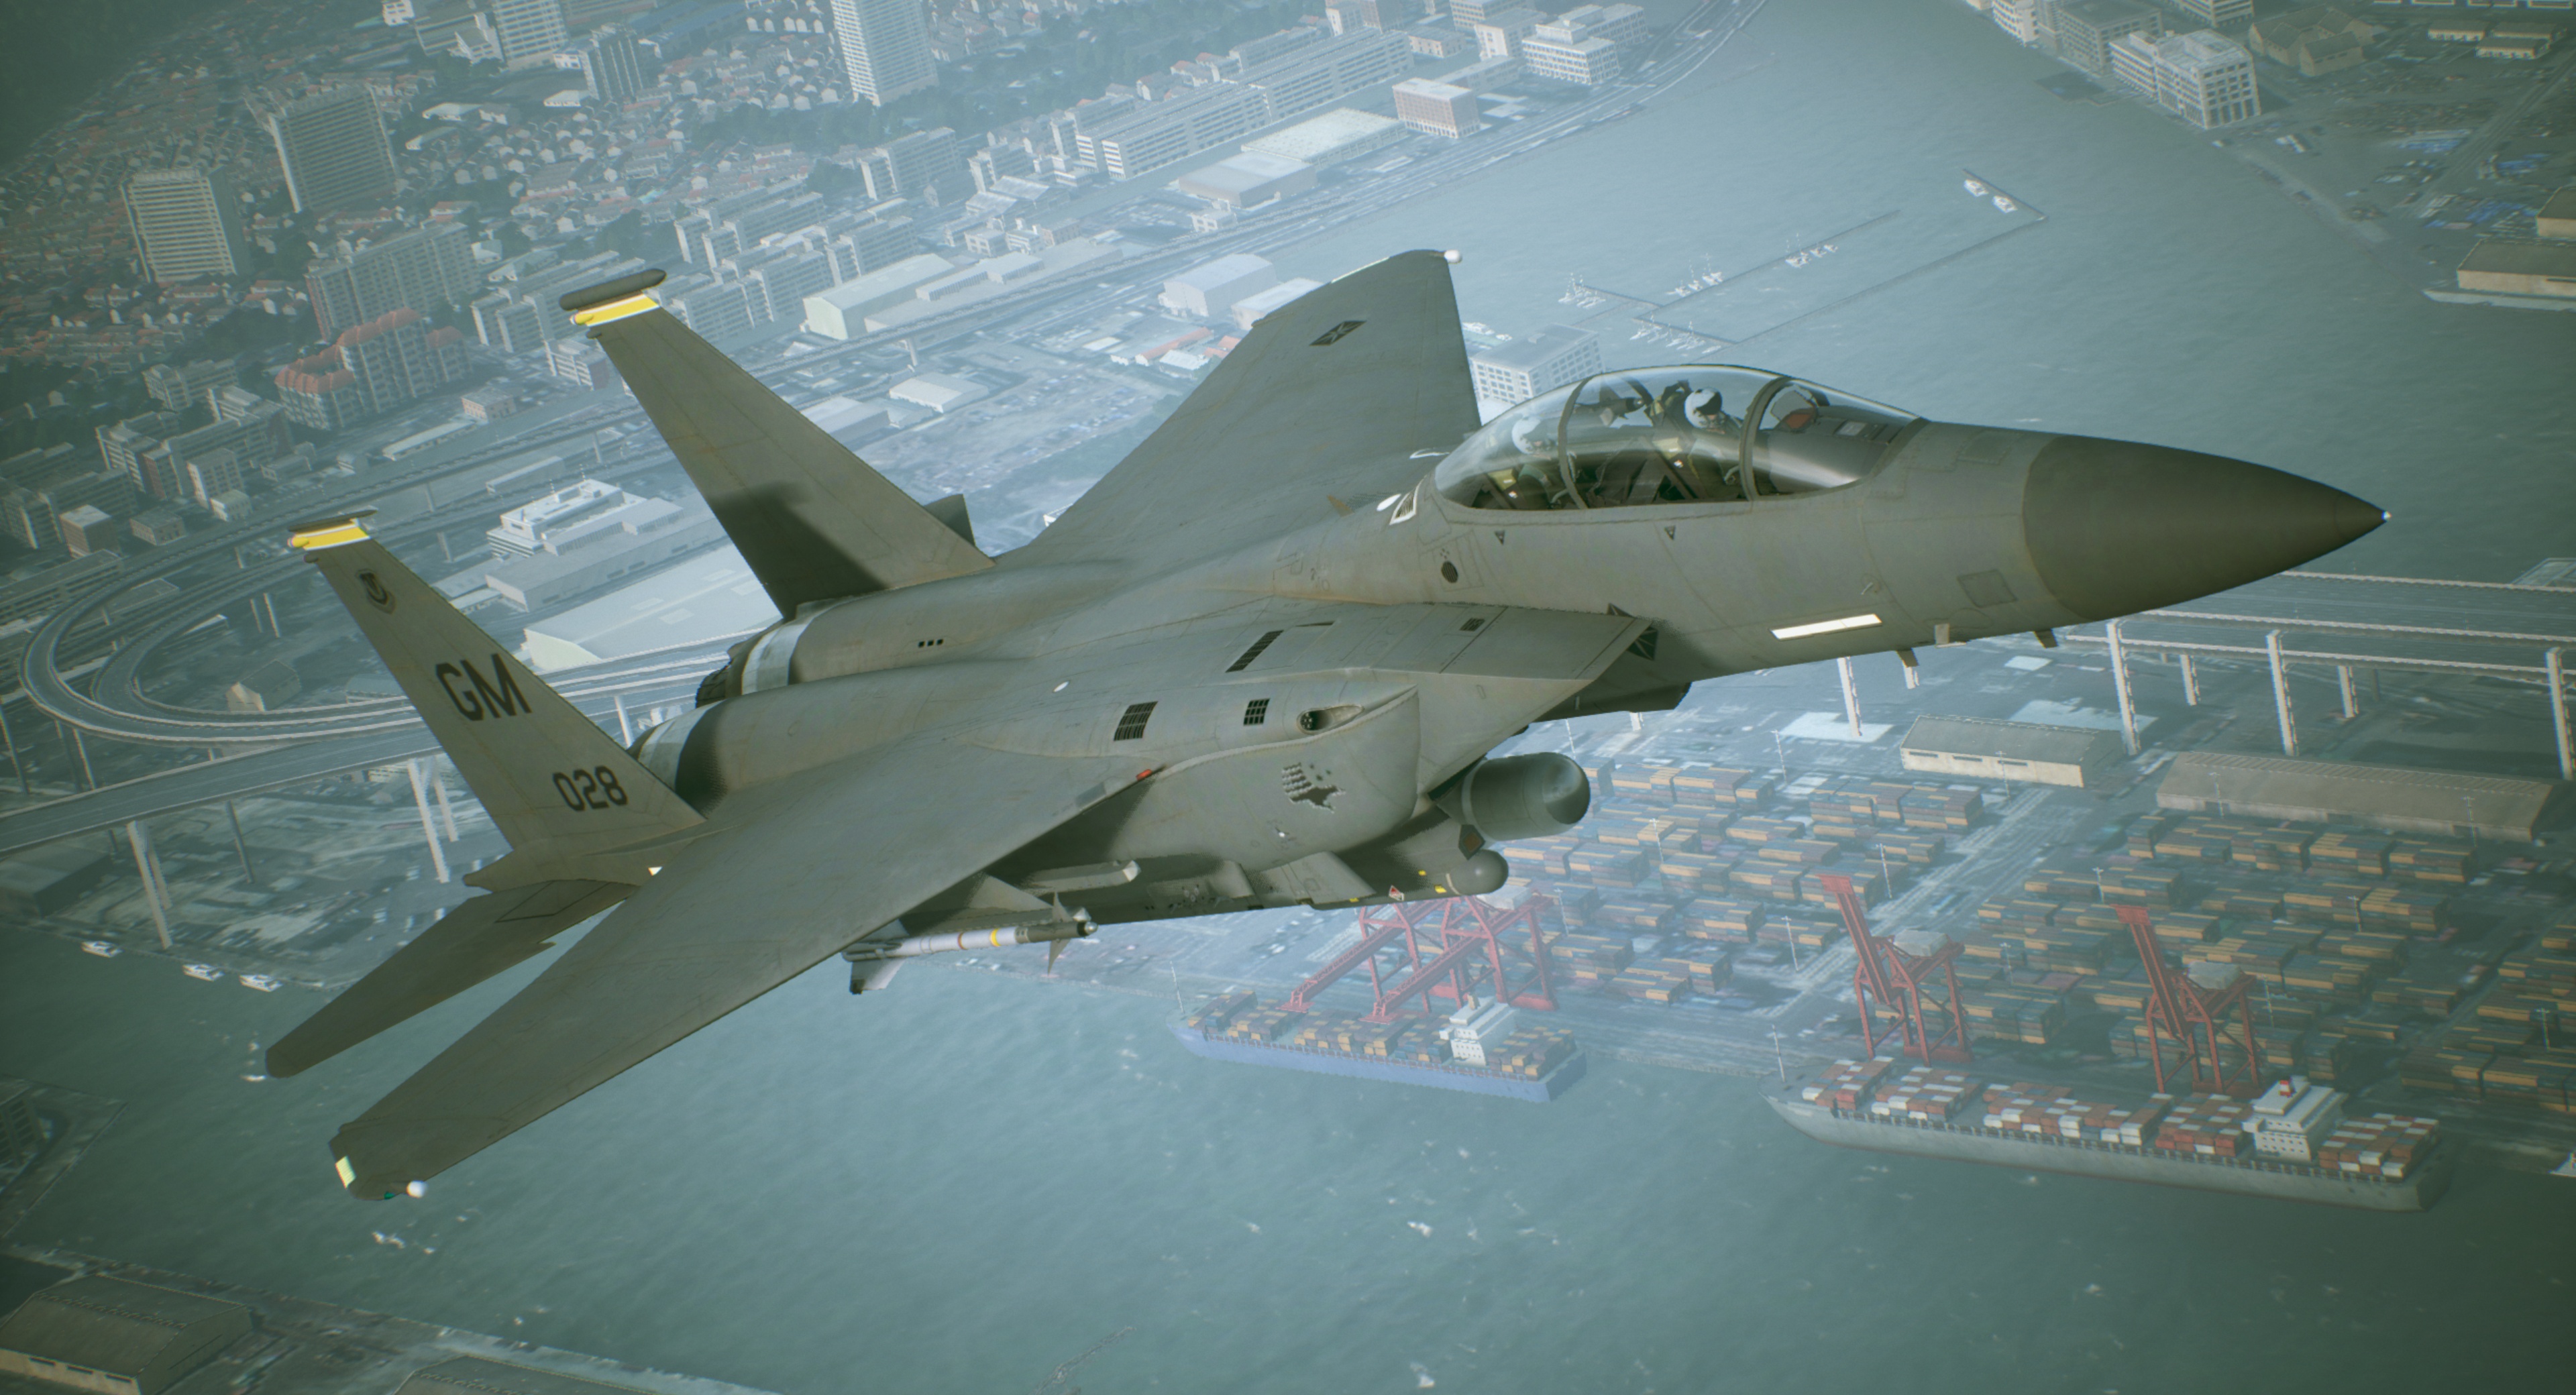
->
<box><xmin>272</xmin><ymin>251</ymin><xmax>2381</xmax><ymax>1198</ymax></box>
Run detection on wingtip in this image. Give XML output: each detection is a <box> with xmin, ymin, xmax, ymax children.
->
<box><xmin>559</xmin><ymin>268</ymin><xmax>667</xmax><ymax>313</ymax></box>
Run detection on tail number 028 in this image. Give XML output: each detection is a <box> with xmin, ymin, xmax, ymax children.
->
<box><xmin>553</xmin><ymin>767</ymin><xmax>630</xmax><ymax>811</ymax></box>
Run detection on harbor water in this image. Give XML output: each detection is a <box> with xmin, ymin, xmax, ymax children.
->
<box><xmin>7</xmin><ymin>1</ymin><xmax>2576</xmax><ymax>1390</ymax></box>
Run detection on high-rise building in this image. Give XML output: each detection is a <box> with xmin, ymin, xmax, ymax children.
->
<box><xmin>491</xmin><ymin>0</ymin><xmax>570</xmax><ymax>68</ymax></box>
<box><xmin>2051</xmin><ymin>0</ymin><xmax>2161</xmax><ymax>80</ymax></box>
<box><xmin>263</xmin><ymin>87</ymin><xmax>397</xmax><ymax>215</ymax></box>
<box><xmin>123</xmin><ymin>168</ymin><xmax>247</xmax><ymax>282</ymax></box>
<box><xmin>305</xmin><ymin>222</ymin><xmax>479</xmax><ymax>339</ymax></box>
<box><xmin>574</xmin><ymin>23</ymin><xmax>657</xmax><ymax>101</ymax></box>
<box><xmin>1394</xmin><ymin>78</ymin><xmax>1483</xmax><ymax>138</ymax></box>
<box><xmin>1519</xmin><ymin>5</ymin><xmax>1646</xmax><ymax>87</ymax></box>
<box><xmin>2110</xmin><ymin>28</ymin><xmax>2260</xmax><ymax>129</ymax></box>
<box><xmin>830</xmin><ymin>0</ymin><xmax>938</xmax><ymax>107</ymax></box>
<box><xmin>274</xmin><ymin>307</ymin><xmax>468</xmax><ymax>431</ymax></box>
<box><xmin>1470</xmin><ymin>325</ymin><xmax>1603</xmax><ymax>409</ymax></box>
<box><xmin>96</xmin><ymin>413</ymin><xmax>184</xmax><ymax>487</ymax></box>
<box><xmin>1990</xmin><ymin>0</ymin><xmax>2043</xmax><ymax>46</ymax></box>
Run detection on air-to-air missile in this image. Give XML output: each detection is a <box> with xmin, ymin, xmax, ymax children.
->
<box><xmin>266</xmin><ymin>252</ymin><xmax>2382</xmax><ymax>1198</ymax></box>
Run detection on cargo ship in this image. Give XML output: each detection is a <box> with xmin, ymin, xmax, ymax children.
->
<box><xmin>1764</xmin><ymin>1058</ymin><xmax>2453</xmax><ymax>1211</ymax></box>
<box><xmin>1170</xmin><ymin>991</ymin><xmax>1587</xmax><ymax>1102</ymax></box>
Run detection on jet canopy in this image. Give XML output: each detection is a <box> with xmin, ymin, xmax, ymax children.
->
<box><xmin>1432</xmin><ymin>366</ymin><xmax>1919</xmax><ymax>512</ymax></box>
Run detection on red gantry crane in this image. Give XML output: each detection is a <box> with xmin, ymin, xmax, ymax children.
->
<box><xmin>1284</xmin><ymin>894</ymin><xmax>1558</xmax><ymax>1022</ymax></box>
<box><xmin>2115</xmin><ymin>903</ymin><xmax>2265</xmax><ymax>1097</ymax></box>
<box><xmin>1820</xmin><ymin>872</ymin><xmax>1972</xmax><ymax>1064</ymax></box>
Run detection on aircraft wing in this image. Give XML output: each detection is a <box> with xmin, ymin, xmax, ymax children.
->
<box><xmin>1018</xmin><ymin>249</ymin><xmax>1481</xmax><ymax>568</ymax></box>
<box><xmin>326</xmin><ymin>737</ymin><xmax>1152</xmax><ymax>1198</ymax></box>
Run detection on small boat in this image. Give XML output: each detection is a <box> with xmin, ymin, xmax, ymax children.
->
<box><xmin>81</xmin><ymin>940</ymin><xmax>121</xmax><ymax>958</ymax></box>
<box><xmin>1964</xmin><ymin>178</ymin><xmax>1989</xmax><ymax>197</ymax></box>
<box><xmin>239</xmin><ymin>974</ymin><xmax>281</xmax><ymax>993</ymax></box>
<box><xmin>2551</xmin><ymin>1153</ymin><xmax>2576</xmax><ymax>1179</ymax></box>
<box><xmin>1992</xmin><ymin>195</ymin><xmax>2018</xmax><ymax>213</ymax></box>
<box><xmin>183</xmin><ymin>964</ymin><xmax>224</xmax><ymax>982</ymax></box>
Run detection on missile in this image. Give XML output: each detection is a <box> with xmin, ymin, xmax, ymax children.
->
<box><xmin>842</xmin><ymin>913</ymin><xmax>1096</xmax><ymax>992</ymax></box>
<box><xmin>861</xmin><ymin>919</ymin><xmax>1095</xmax><ymax>960</ymax></box>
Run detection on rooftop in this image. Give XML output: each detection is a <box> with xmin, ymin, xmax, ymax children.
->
<box><xmin>1899</xmin><ymin>714</ymin><xmax>2125</xmax><ymax>766</ymax></box>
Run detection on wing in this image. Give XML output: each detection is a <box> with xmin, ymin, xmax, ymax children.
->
<box><xmin>1018</xmin><ymin>249</ymin><xmax>1481</xmax><ymax>568</ymax></box>
<box><xmin>325</xmin><ymin>738</ymin><xmax>1150</xmax><ymax>1198</ymax></box>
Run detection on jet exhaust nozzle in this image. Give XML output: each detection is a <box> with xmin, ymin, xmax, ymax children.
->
<box><xmin>1442</xmin><ymin>753</ymin><xmax>1591</xmax><ymax>842</ymax></box>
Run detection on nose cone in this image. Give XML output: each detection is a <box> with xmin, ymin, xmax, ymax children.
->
<box><xmin>2021</xmin><ymin>435</ymin><xmax>2383</xmax><ymax>622</ymax></box>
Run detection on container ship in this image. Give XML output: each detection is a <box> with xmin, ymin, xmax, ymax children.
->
<box><xmin>1766</xmin><ymin>1058</ymin><xmax>2452</xmax><ymax>1211</ymax></box>
<box><xmin>1171</xmin><ymin>990</ymin><xmax>1587</xmax><ymax>1102</ymax></box>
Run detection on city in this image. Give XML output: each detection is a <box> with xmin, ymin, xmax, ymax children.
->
<box><xmin>1</xmin><ymin>0</ymin><xmax>2573</xmax><ymax>1392</ymax></box>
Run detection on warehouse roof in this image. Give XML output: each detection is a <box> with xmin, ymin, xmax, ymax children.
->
<box><xmin>1242</xmin><ymin>108</ymin><xmax>1404</xmax><ymax>164</ymax></box>
<box><xmin>1899</xmin><ymin>715</ymin><xmax>2123</xmax><ymax>767</ymax></box>
<box><xmin>394</xmin><ymin>1355</ymin><xmax>659</xmax><ymax>1394</ymax></box>
<box><xmin>2460</xmin><ymin>239</ymin><xmax>2576</xmax><ymax>277</ymax></box>
<box><xmin>521</xmin><ymin>544</ymin><xmax>779</xmax><ymax>673</ymax></box>
<box><xmin>2155</xmin><ymin>751</ymin><xmax>2565</xmax><ymax>842</ymax></box>
<box><xmin>0</xmin><ymin>1276</ymin><xmax>251</xmax><ymax>1382</ymax></box>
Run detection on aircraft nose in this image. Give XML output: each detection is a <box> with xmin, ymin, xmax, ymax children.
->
<box><xmin>2020</xmin><ymin>435</ymin><xmax>2383</xmax><ymax>622</ymax></box>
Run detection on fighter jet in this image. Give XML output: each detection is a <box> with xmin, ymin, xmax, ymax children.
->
<box><xmin>271</xmin><ymin>252</ymin><xmax>2382</xmax><ymax>1198</ymax></box>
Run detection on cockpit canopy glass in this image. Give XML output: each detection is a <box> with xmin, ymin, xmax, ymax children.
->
<box><xmin>1432</xmin><ymin>366</ymin><xmax>1919</xmax><ymax>512</ymax></box>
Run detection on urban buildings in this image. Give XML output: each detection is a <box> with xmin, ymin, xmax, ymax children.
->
<box><xmin>1472</xmin><ymin>8</ymin><xmax>1548</xmax><ymax>61</ymax></box>
<box><xmin>800</xmin><ymin>254</ymin><xmax>961</xmax><ymax>339</ymax></box>
<box><xmin>2110</xmin><ymin>28</ymin><xmax>2261</xmax><ymax>129</ymax></box>
<box><xmin>490</xmin><ymin>0</ymin><xmax>570</xmax><ymax>68</ymax></box>
<box><xmin>1469</xmin><ymin>325</ymin><xmax>1603</xmax><ymax>410</ymax></box>
<box><xmin>1161</xmin><ymin>254</ymin><xmax>1277</xmax><ymax>320</ymax></box>
<box><xmin>125</xmin><ymin>398</ymin><xmax>292</xmax><ymax>504</ymax></box>
<box><xmin>1990</xmin><ymin>0</ymin><xmax>2044</xmax><ymax>48</ymax></box>
<box><xmin>2051</xmin><ymin>0</ymin><xmax>2163</xmax><ymax>81</ymax></box>
<box><xmin>852</xmin><ymin>127</ymin><xmax>967</xmax><ymax>203</ymax></box>
<box><xmin>122</xmin><ymin>168</ymin><xmax>247</xmax><ymax>282</ymax></box>
<box><xmin>1</xmin><ymin>445</ymin><xmax>135</xmax><ymax>555</ymax></box>
<box><xmin>272</xmin><ymin>308</ymin><xmax>470</xmax><ymax>431</ymax></box>
<box><xmin>262</xmin><ymin>87</ymin><xmax>398</xmax><ymax>215</ymax></box>
<box><xmin>1176</xmin><ymin>152</ymin><xmax>1317</xmax><ymax>209</ymax></box>
<box><xmin>831</xmin><ymin>0</ymin><xmax>940</xmax><ymax>107</ymax></box>
<box><xmin>2249</xmin><ymin>8</ymin><xmax>2372</xmax><ymax>78</ymax></box>
<box><xmin>141</xmin><ymin>359</ymin><xmax>237</xmax><ymax>413</ymax></box>
<box><xmin>1242</xmin><ymin>109</ymin><xmax>1406</xmax><ymax>167</ymax></box>
<box><xmin>1072</xmin><ymin>29</ymin><xmax>1412</xmax><ymax>180</ymax></box>
<box><xmin>1520</xmin><ymin>5</ymin><xmax>1647</xmax><ymax>87</ymax></box>
<box><xmin>2168</xmin><ymin>0</ymin><xmax>2254</xmax><ymax>31</ymax></box>
<box><xmin>565</xmin><ymin>23</ymin><xmax>659</xmax><ymax>101</ymax></box>
<box><xmin>1394</xmin><ymin>78</ymin><xmax>1483</xmax><ymax>138</ymax></box>
<box><xmin>471</xmin><ymin>252</ymin><xmax>651</xmax><ymax>353</ymax></box>
<box><xmin>480</xmin><ymin>479</ymin><xmax>725</xmax><ymax>611</ymax></box>
<box><xmin>304</xmin><ymin>222</ymin><xmax>479</xmax><ymax>339</ymax></box>
<box><xmin>1230</xmin><ymin>277</ymin><xmax>1322</xmax><ymax>331</ymax></box>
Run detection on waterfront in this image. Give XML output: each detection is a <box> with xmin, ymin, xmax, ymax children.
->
<box><xmin>7</xmin><ymin>1</ymin><xmax>2576</xmax><ymax>1391</ymax></box>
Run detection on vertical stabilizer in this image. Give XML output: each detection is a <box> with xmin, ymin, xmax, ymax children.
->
<box><xmin>566</xmin><ymin>272</ymin><xmax>991</xmax><ymax>612</ymax></box>
<box><xmin>290</xmin><ymin>514</ymin><xmax>704</xmax><ymax>885</ymax></box>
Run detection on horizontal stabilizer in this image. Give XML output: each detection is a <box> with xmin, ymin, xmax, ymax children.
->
<box><xmin>290</xmin><ymin>517</ymin><xmax>704</xmax><ymax>881</ymax></box>
<box><xmin>325</xmin><ymin>739</ymin><xmax>1163</xmax><ymax>1198</ymax></box>
<box><xmin>268</xmin><ymin>881</ymin><xmax>631</xmax><ymax>1078</ymax></box>
<box><xmin>578</xmin><ymin>279</ymin><xmax>991</xmax><ymax>612</ymax></box>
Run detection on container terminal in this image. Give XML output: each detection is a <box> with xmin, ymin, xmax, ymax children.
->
<box><xmin>1127</xmin><ymin>563</ymin><xmax>2576</xmax><ymax>1203</ymax></box>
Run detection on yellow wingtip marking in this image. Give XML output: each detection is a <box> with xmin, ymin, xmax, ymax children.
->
<box><xmin>291</xmin><ymin>521</ymin><xmax>372</xmax><ymax>551</ymax></box>
<box><xmin>572</xmin><ymin>291</ymin><xmax>660</xmax><ymax>326</ymax></box>
<box><xmin>335</xmin><ymin>1156</ymin><xmax>356</xmax><ymax>1187</ymax></box>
